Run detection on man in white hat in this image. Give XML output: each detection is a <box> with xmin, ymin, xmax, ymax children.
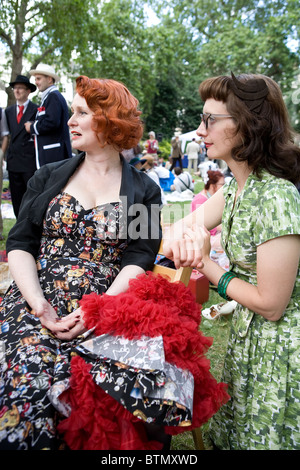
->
<box><xmin>25</xmin><ymin>64</ymin><xmax>72</xmax><ymax>168</ymax></box>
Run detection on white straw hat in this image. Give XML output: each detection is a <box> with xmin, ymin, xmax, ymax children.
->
<box><xmin>29</xmin><ymin>63</ymin><xmax>60</xmax><ymax>82</ymax></box>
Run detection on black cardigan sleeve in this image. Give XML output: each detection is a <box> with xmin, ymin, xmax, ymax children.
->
<box><xmin>120</xmin><ymin>174</ymin><xmax>162</xmax><ymax>272</ymax></box>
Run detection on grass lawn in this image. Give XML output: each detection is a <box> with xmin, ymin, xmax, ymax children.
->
<box><xmin>0</xmin><ymin>173</ymin><xmax>231</xmax><ymax>451</ymax></box>
<box><xmin>0</xmin><ymin>218</ymin><xmax>15</xmax><ymax>251</ymax></box>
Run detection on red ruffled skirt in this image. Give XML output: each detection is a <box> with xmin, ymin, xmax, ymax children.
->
<box><xmin>57</xmin><ymin>272</ymin><xmax>229</xmax><ymax>449</ymax></box>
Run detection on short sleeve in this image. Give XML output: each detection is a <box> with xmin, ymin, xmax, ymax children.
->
<box><xmin>254</xmin><ymin>180</ymin><xmax>300</xmax><ymax>246</ymax></box>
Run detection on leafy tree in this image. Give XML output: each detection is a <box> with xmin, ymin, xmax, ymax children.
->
<box><xmin>1</xmin><ymin>0</ymin><xmax>300</xmax><ymax>134</ymax></box>
<box><xmin>0</xmin><ymin>0</ymin><xmax>158</xmax><ymax>111</ymax></box>
<box><xmin>69</xmin><ymin>0</ymin><xmax>158</xmax><ymax>118</ymax></box>
<box><xmin>0</xmin><ymin>0</ymin><xmax>94</xmax><ymax>105</ymax></box>
<box><xmin>144</xmin><ymin>11</ymin><xmax>201</xmax><ymax>136</ymax></box>
<box><xmin>147</xmin><ymin>0</ymin><xmax>300</xmax><ymax>132</ymax></box>
<box><xmin>177</xmin><ymin>75</ymin><xmax>203</xmax><ymax>134</ymax></box>
<box><xmin>161</xmin><ymin>0</ymin><xmax>300</xmax><ymax>88</ymax></box>
<box><xmin>285</xmin><ymin>71</ymin><xmax>300</xmax><ymax>133</ymax></box>
<box><xmin>145</xmin><ymin>76</ymin><xmax>179</xmax><ymax>140</ymax></box>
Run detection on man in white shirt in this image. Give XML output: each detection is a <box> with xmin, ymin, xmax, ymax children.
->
<box><xmin>0</xmin><ymin>107</ymin><xmax>7</xmax><ymax>159</ymax></box>
<box><xmin>186</xmin><ymin>138</ymin><xmax>200</xmax><ymax>172</ymax></box>
<box><xmin>171</xmin><ymin>167</ymin><xmax>194</xmax><ymax>193</ymax></box>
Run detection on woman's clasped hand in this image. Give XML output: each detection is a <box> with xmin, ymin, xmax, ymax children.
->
<box><xmin>164</xmin><ymin>225</ymin><xmax>211</xmax><ymax>269</ymax></box>
<box><xmin>32</xmin><ymin>303</ymin><xmax>87</xmax><ymax>340</ymax></box>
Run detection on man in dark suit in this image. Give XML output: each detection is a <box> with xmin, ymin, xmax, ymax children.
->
<box><xmin>25</xmin><ymin>64</ymin><xmax>72</xmax><ymax>168</ymax></box>
<box><xmin>2</xmin><ymin>75</ymin><xmax>38</xmax><ymax>217</ymax></box>
<box><xmin>170</xmin><ymin>135</ymin><xmax>183</xmax><ymax>171</ymax></box>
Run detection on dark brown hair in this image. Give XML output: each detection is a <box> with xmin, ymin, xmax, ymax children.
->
<box><xmin>76</xmin><ymin>75</ymin><xmax>143</xmax><ymax>151</ymax></box>
<box><xmin>199</xmin><ymin>74</ymin><xmax>300</xmax><ymax>184</ymax></box>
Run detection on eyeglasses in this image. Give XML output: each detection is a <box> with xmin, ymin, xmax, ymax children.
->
<box><xmin>200</xmin><ymin>113</ymin><xmax>233</xmax><ymax>130</ymax></box>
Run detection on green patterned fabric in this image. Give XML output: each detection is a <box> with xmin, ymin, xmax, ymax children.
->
<box><xmin>209</xmin><ymin>170</ymin><xmax>300</xmax><ymax>450</ymax></box>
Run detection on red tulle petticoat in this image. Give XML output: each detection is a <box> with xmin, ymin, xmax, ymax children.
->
<box><xmin>57</xmin><ymin>272</ymin><xmax>229</xmax><ymax>449</ymax></box>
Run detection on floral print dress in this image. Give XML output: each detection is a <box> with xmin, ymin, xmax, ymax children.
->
<box><xmin>209</xmin><ymin>171</ymin><xmax>300</xmax><ymax>450</ymax></box>
<box><xmin>0</xmin><ymin>193</ymin><xmax>128</xmax><ymax>449</ymax></box>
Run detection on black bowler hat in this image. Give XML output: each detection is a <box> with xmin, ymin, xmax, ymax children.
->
<box><xmin>9</xmin><ymin>75</ymin><xmax>36</xmax><ymax>92</ymax></box>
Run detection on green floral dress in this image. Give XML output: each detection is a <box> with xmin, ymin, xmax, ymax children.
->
<box><xmin>209</xmin><ymin>170</ymin><xmax>300</xmax><ymax>450</ymax></box>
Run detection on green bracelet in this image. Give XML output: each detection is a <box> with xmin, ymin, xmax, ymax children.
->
<box><xmin>217</xmin><ymin>272</ymin><xmax>235</xmax><ymax>295</ymax></box>
<box><xmin>219</xmin><ymin>272</ymin><xmax>236</xmax><ymax>300</ymax></box>
<box><xmin>217</xmin><ymin>271</ymin><xmax>237</xmax><ymax>300</ymax></box>
<box><xmin>218</xmin><ymin>272</ymin><xmax>237</xmax><ymax>300</ymax></box>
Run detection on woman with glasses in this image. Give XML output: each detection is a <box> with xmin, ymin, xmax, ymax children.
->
<box><xmin>164</xmin><ymin>73</ymin><xmax>300</xmax><ymax>450</ymax></box>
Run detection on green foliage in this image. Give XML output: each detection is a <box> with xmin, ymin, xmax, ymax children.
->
<box><xmin>177</xmin><ymin>77</ymin><xmax>203</xmax><ymax>134</ymax></box>
<box><xmin>69</xmin><ymin>0</ymin><xmax>158</xmax><ymax>117</ymax></box>
<box><xmin>145</xmin><ymin>77</ymin><xmax>179</xmax><ymax>140</ymax></box>
<box><xmin>1</xmin><ymin>0</ymin><xmax>300</xmax><ymax>131</ymax></box>
<box><xmin>157</xmin><ymin>139</ymin><xmax>172</xmax><ymax>159</ymax></box>
<box><xmin>150</xmin><ymin>0</ymin><xmax>300</xmax><ymax>130</ymax></box>
<box><xmin>0</xmin><ymin>0</ymin><xmax>159</xmax><ymax>112</ymax></box>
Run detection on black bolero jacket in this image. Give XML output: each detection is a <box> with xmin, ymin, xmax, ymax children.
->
<box><xmin>6</xmin><ymin>153</ymin><xmax>162</xmax><ymax>271</ymax></box>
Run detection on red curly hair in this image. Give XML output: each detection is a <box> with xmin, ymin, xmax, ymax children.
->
<box><xmin>204</xmin><ymin>170</ymin><xmax>224</xmax><ymax>190</ymax></box>
<box><xmin>75</xmin><ymin>75</ymin><xmax>143</xmax><ymax>151</ymax></box>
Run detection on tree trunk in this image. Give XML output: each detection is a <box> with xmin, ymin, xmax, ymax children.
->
<box><xmin>5</xmin><ymin>0</ymin><xmax>26</xmax><ymax>107</ymax></box>
<box><xmin>7</xmin><ymin>53</ymin><xmax>23</xmax><ymax>107</ymax></box>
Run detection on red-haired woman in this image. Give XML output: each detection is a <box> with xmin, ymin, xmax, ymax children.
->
<box><xmin>0</xmin><ymin>76</ymin><xmax>163</xmax><ymax>449</ymax></box>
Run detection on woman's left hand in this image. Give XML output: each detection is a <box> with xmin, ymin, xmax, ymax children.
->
<box><xmin>46</xmin><ymin>307</ymin><xmax>87</xmax><ymax>340</ymax></box>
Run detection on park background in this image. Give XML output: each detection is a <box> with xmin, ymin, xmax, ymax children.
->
<box><xmin>1</xmin><ymin>0</ymin><xmax>300</xmax><ymax>450</ymax></box>
<box><xmin>1</xmin><ymin>0</ymin><xmax>300</xmax><ymax>136</ymax></box>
